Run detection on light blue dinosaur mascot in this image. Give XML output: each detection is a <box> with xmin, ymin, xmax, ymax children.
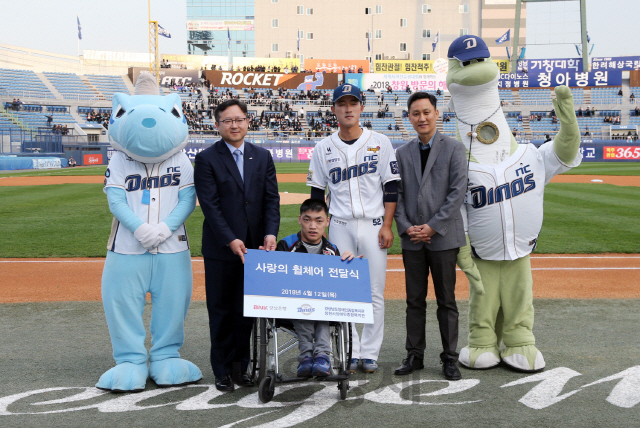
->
<box><xmin>97</xmin><ymin>73</ymin><xmax>202</xmax><ymax>391</ymax></box>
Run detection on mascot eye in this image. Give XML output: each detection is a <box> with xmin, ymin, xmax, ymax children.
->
<box><xmin>115</xmin><ymin>106</ymin><xmax>126</xmax><ymax>118</ymax></box>
<box><xmin>171</xmin><ymin>105</ymin><xmax>181</xmax><ymax>118</ymax></box>
<box><xmin>460</xmin><ymin>60</ymin><xmax>472</xmax><ymax>67</ymax></box>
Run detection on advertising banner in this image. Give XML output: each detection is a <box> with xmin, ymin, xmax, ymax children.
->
<box><xmin>304</xmin><ymin>59</ymin><xmax>370</xmax><ymax>73</ymax></box>
<box><xmin>83</xmin><ymin>154</ymin><xmax>103</xmax><ymax>165</ymax></box>
<box><xmin>243</xmin><ymin>250</ymin><xmax>373</xmax><ymax>323</ymax></box>
<box><xmin>517</xmin><ymin>58</ymin><xmax>584</xmax><ymax>73</ymax></box>
<box><xmin>204</xmin><ymin>70</ymin><xmax>338</xmax><ymax>90</ymax></box>
<box><xmin>499</xmin><ymin>70</ymin><xmax>622</xmax><ymax>88</ymax></box>
<box><xmin>297</xmin><ymin>147</ymin><xmax>315</xmax><ymax>161</ymax></box>
<box><xmin>602</xmin><ymin>146</ymin><xmax>640</xmax><ymax>160</ymax></box>
<box><xmin>84</xmin><ymin>50</ymin><xmax>150</xmax><ymax>63</ymax></box>
<box><xmin>232</xmin><ymin>57</ymin><xmax>300</xmax><ymax>71</ymax></box>
<box><xmin>187</xmin><ymin>20</ymin><xmax>254</xmax><ymax>31</ymax></box>
<box><xmin>32</xmin><ymin>158</ymin><xmax>61</xmax><ymax>169</ymax></box>
<box><xmin>345</xmin><ymin>73</ymin><xmax>448</xmax><ymax>92</ymax></box>
<box><xmin>374</xmin><ymin>59</ymin><xmax>509</xmax><ymax>74</ymax></box>
<box><xmin>591</xmin><ymin>56</ymin><xmax>640</xmax><ymax>71</ymax></box>
<box><xmin>128</xmin><ymin>67</ymin><xmax>200</xmax><ymax>86</ymax></box>
<box><xmin>162</xmin><ymin>54</ymin><xmax>229</xmax><ymax>70</ymax></box>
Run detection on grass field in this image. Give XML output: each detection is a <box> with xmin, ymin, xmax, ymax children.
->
<box><xmin>2</xmin><ymin>161</ymin><xmax>639</xmax><ymax>178</ymax></box>
<box><xmin>1</xmin><ymin>181</ymin><xmax>638</xmax><ymax>257</ymax></box>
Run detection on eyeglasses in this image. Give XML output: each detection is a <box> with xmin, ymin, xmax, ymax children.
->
<box><xmin>218</xmin><ymin>117</ymin><xmax>248</xmax><ymax>125</ymax></box>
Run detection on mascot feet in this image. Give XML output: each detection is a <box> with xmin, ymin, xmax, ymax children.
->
<box><xmin>459</xmin><ymin>346</ymin><xmax>501</xmax><ymax>369</ymax></box>
<box><xmin>501</xmin><ymin>345</ymin><xmax>545</xmax><ymax>373</ymax></box>
<box><xmin>149</xmin><ymin>358</ymin><xmax>203</xmax><ymax>387</ymax></box>
<box><xmin>96</xmin><ymin>362</ymin><xmax>149</xmax><ymax>392</ymax></box>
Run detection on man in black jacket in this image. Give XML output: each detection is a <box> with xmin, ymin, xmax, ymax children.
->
<box><xmin>194</xmin><ymin>99</ymin><xmax>280</xmax><ymax>392</ymax></box>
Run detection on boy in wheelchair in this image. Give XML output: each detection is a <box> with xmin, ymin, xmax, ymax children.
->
<box><xmin>276</xmin><ymin>198</ymin><xmax>355</xmax><ymax>377</ymax></box>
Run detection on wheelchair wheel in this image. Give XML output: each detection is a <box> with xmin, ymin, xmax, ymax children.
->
<box><xmin>258</xmin><ymin>318</ymin><xmax>269</xmax><ymax>382</ymax></box>
<box><xmin>330</xmin><ymin>322</ymin><xmax>352</xmax><ymax>376</ymax></box>
<box><xmin>338</xmin><ymin>379</ymin><xmax>349</xmax><ymax>400</ymax></box>
<box><xmin>258</xmin><ymin>376</ymin><xmax>275</xmax><ymax>403</ymax></box>
<box><xmin>247</xmin><ymin>319</ymin><xmax>260</xmax><ymax>384</ymax></box>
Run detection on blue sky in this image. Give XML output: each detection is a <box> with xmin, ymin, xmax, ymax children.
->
<box><xmin>0</xmin><ymin>0</ymin><xmax>636</xmax><ymax>60</ymax></box>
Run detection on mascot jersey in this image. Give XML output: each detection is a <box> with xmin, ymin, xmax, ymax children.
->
<box><xmin>104</xmin><ymin>151</ymin><xmax>194</xmax><ymax>255</ymax></box>
<box><xmin>465</xmin><ymin>142</ymin><xmax>581</xmax><ymax>260</ymax></box>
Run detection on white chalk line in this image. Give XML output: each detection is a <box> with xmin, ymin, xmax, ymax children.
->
<box><xmin>1</xmin><ymin>260</ymin><xmax>639</xmax><ymax>271</ymax></box>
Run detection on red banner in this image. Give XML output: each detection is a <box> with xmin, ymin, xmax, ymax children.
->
<box><xmin>84</xmin><ymin>154</ymin><xmax>103</xmax><ymax>165</ymax></box>
<box><xmin>603</xmin><ymin>146</ymin><xmax>640</xmax><ymax>160</ymax></box>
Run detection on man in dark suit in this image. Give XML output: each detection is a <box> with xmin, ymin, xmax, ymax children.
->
<box><xmin>194</xmin><ymin>99</ymin><xmax>280</xmax><ymax>392</ymax></box>
<box><xmin>393</xmin><ymin>92</ymin><xmax>467</xmax><ymax>380</ymax></box>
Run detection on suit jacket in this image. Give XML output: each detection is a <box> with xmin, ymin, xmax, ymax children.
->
<box><xmin>194</xmin><ymin>140</ymin><xmax>280</xmax><ymax>261</ymax></box>
<box><xmin>394</xmin><ymin>131</ymin><xmax>467</xmax><ymax>252</ymax></box>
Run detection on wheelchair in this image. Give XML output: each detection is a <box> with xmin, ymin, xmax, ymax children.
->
<box><xmin>246</xmin><ymin>317</ymin><xmax>352</xmax><ymax>403</ymax></box>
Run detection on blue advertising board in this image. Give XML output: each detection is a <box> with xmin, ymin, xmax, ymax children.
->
<box><xmin>591</xmin><ymin>56</ymin><xmax>640</xmax><ymax>71</ymax></box>
<box><xmin>243</xmin><ymin>249</ymin><xmax>373</xmax><ymax>323</ymax></box>
<box><xmin>517</xmin><ymin>58</ymin><xmax>584</xmax><ymax>73</ymax></box>
<box><xmin>499</xmin><ymin>70</ymin><xmax>622</xmax><ymax>88</ymax></box>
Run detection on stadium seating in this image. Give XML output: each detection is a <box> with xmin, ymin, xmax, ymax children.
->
<box><xmin>43</xmin><ymin>72</ymin><xmax>96</xmax><ymax>100</ymax></box>
<box><xmin>84</xmin><ymin>75</ymin><xmax>130</xmax><ymax>99</ymax></box>
<box><xmin>591</xmin><ymin>87</ymin><xmax>622</xmax><ymax>105</ymax></box>
<box><xmin>0</xmin><ymin>68</ymin><xmax>54</xmax><ymax>99</ymax></box>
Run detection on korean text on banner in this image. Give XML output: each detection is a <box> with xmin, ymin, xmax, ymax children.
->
<box><xmin>244</xmin><ymin>250</ymin><xmax>374</xmax><ymax>323</ymax></box>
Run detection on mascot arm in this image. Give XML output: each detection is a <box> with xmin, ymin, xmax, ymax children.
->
<box><xmin>551</xmin><ymin>85</ymin><xmax>581</xmax><ymax>165</ymax></box>
<box><xmin>455</xmin><ymin>204</ymin><xmax>485</xmax><ymax>295</ymax></box>
<box><xmin>163</xmin><ymin>186</ymin><xmax>196</xmax><ymax>232</ymax></box>
<box><xmin>106</xmin><ymin>187</ymin><xmax>144</xmax><ymax>232</ymax></box>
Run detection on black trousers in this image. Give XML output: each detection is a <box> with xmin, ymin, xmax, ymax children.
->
<box><xmin>204</xmin><ymin>257</ymin><xmax>254</xmax><ymax>377</ymax></box>
<box><xmin>402</xmin><ymin>247</ymin><xmax>459</xmax><ymax>362</ymax></box>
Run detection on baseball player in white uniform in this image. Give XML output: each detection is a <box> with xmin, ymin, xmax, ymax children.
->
<box><xmin>307</xmin><ymin>84</ymin><xmax>400</xmax><ymax>373</ymax></box>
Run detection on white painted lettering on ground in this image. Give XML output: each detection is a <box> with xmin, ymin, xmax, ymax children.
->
<box><xmin>2</xmin><ymin>367</ymin><xmax>640</xmax><ymax>423</ymax></box>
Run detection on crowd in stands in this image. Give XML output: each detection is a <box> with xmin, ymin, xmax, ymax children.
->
<box><xmin>9</xmin><ymin>98</ymin><xmax>23</xmax><ymax>111</ymax></box>
<box><xmin>246</xmin><ymin>88</ymin><xmax>332</xmax><ymax>106</ymax></box>
<box><xmin>160</xmin><ymin>59</ymin><xmax>188</xmax><ymax>69</ymax></box>
<box><xmin>307</xmin><ymin>110</ymin><xmax>338</xmax><ymax>137</ymax></box>
<box><xmin>86</xmin><ymin>110</ymin><xmax>111</xmax><ymax>129</ymax></box>
<box><xmin>604</xmin><ymin>115</ymin><xmax>621</xmax><ymax>124</ymax></box>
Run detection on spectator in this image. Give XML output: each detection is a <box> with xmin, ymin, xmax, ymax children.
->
<box><xmin>618</xmin><ymin>88</ymin><xmax>623</xmax><ymax>96</ymax></box>
<box><xmin>45</xmin><ymin>114</ymin><xmax>53</xmax><ymax>127</ymax></box>
<box><xmin>394</xmin><ymin>124</ymin><xmax>400</xmax><ymax>131</ymax></box>
<box><xmin>386</xmin><ymin>86</ymin><xmax>393</xmax><ymax>93</ymax></box>
<box><xmin>631</xmin><ymin>93</ymin><xmax>636</xmax><ymax>104</ymax></box>
<box><xmin>518</xmin><ymin>113</ymin><xmax>523</xmax><ymax>122</ymax></box>
<box><xmin>543</xmin><ymin>134</ymin><xmax>552</xmax><ymax>143</ymax></box>
<box><xmin>387</xmin><ymin>123</ymin><xmax>393</xmax><ymax>131</ymax></box>
<box><xmin>436</xmin><ymin>89</ymin><xmax>442</xmax><ymax>96</ymax></box>
<box><xmin>405</xmin><ymin>85</ymin><xmax>411</xmax><ymax>94</ymax></box>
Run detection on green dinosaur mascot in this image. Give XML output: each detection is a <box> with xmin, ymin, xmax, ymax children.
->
<box><xmin>446</xmin><ymin>35</ymin><xmax>581</xmax><ymax>372</ymax></box>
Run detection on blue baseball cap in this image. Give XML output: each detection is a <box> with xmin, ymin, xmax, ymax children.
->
<box><xmin>333</xmin><ymin>84</ymin><xmax>362</xmax><ymax>103</ymax></box>
<box><xmin>448</xmin><ymin>35</ymin><xmax>491</xmax><ymax>61</ymax></box>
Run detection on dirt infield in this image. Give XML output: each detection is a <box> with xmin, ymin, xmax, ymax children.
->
<box><xmin>3</xmin><ymin>174</ymin><xmax>640</xmax><ymax>187</ymax></box>
<box><xmin>1</xmin><ymin>255</ymin><xmax>638</xmax><ymax>303</ymax></box>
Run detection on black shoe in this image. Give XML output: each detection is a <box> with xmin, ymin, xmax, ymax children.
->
<box><xmin>235</xmin><ymin>373</ymin><xmax>254</xmax><ymax>387</ymax></box>
<box><xmin>215</xmin><ymin>375</ymin><xmax>234</xmax><ymax>392</ymax></box>
<box><xmin>442</xmin><ymin>360</ymin><xmax>462</xmax><ymax>381</ymax></box>
<box><xmin>394</xmin><ymin>354</ymin><xmax>424</xmax><ymax>375</ymax></box>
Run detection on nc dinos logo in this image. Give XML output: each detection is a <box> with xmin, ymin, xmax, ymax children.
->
<box><xmin>297</xmin><ymin>304</ymin><xmax>315</xmax><ymax>316</ymax></box>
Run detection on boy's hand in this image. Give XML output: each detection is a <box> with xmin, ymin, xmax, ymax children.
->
<box><xmin>341</xmin><ymin>251</ymin><xmax>363</xmax><ymax>261</ymax></box>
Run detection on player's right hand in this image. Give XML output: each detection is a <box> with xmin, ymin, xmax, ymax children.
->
<box><xmin>229</xmin><ymin>239</ymin><xmax>248</xmax><ymax>263</ymax></box>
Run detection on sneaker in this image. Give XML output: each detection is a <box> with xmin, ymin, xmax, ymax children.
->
<box><xmin>349</xmin><ymin>358</ymin><xmax>360</xmax><ymax>373</ymax></box>
<box><xmin>312</xmin><ymin>355</ymin><xmax>331</xmax><ymax>377</ymax></box>
<box><xmin>297</xmin><ymin>356</ymin><xmax>313</xmax><ymax>378</ymax></box>
<box><xmin>362</xmin><ymin>359</ymin><xmax>378</xmax><ymax>373</ymax></box>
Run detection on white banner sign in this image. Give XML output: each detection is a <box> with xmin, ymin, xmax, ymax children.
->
<box><xmin>345</xmin><ymin>73</ymin><xmax>448</xmax><ymax>93</ymax></box>
<box><xmin>32</xmin><ymin>158</ymin><xmax>61</xmax><ymax>169</ymax></box>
